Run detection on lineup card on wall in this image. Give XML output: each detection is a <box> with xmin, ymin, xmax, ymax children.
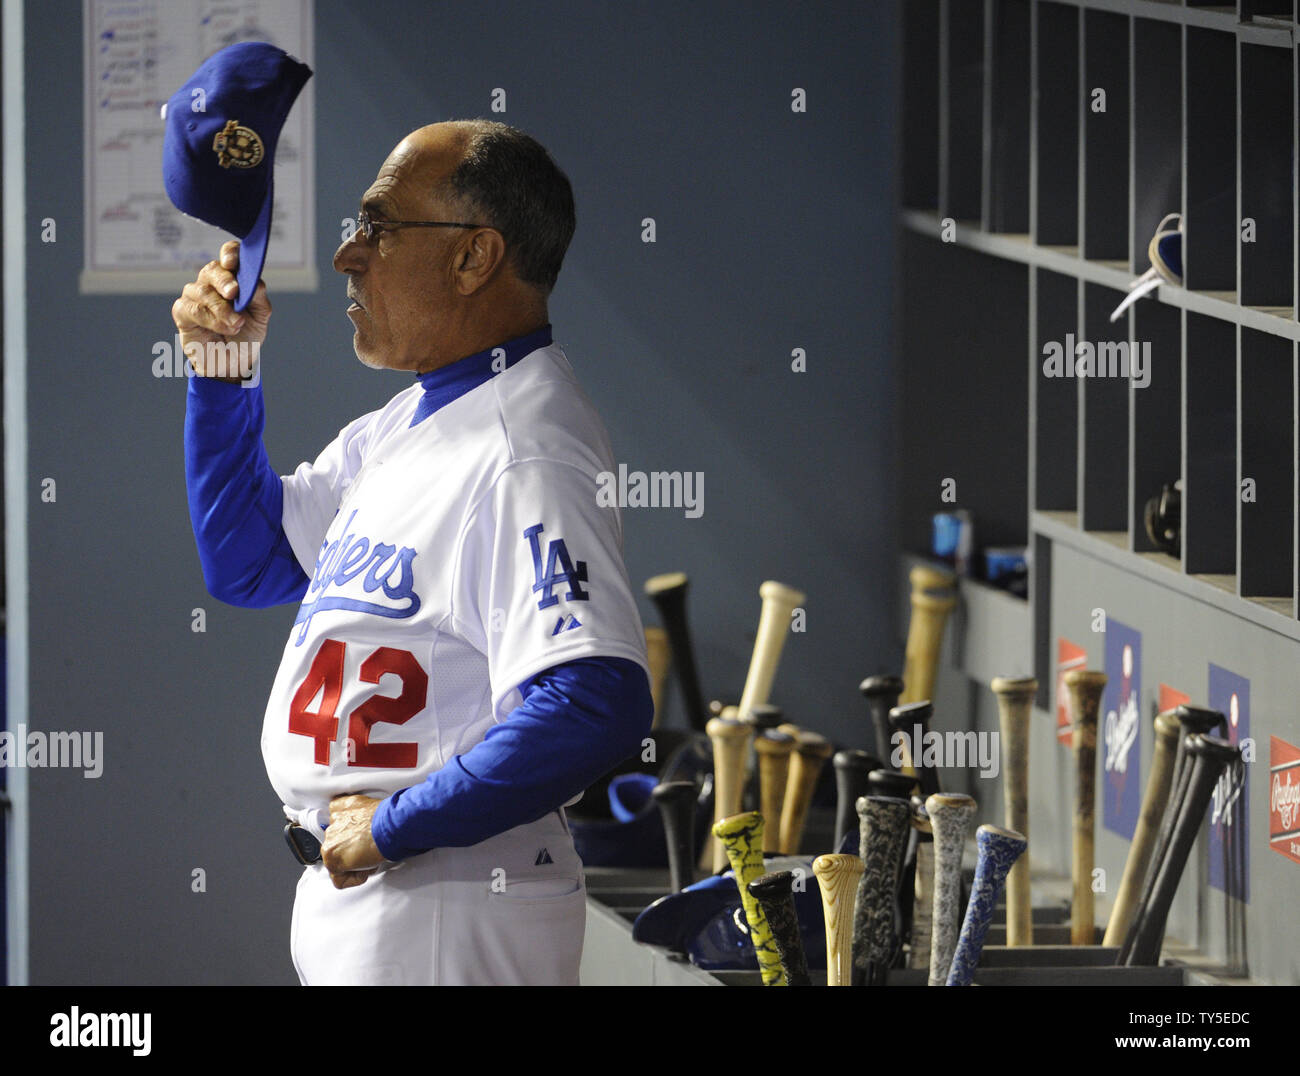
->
<box><xmin>1102</xmin><ymin>619</ymin><xmax>1140</xmax><ymax>838</ymax></box>
<box><xmin>80</xmin><ymin>0</ymin><xmax>316</xmax><ymax>297</ymax></box>
<box><xmin>1207</xmin><ymin>664</ymin><xmax>1249</xmax><ymax>903</ymax></box>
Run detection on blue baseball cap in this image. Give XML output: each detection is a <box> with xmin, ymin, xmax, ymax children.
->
<box><xmin>162</xmin><ymin>42</ymin><xmax>312</xmax><ymax>312</ymax></box>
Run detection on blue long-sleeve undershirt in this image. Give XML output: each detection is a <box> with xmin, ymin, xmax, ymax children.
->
<box><xmin>182</xmin><ymin>329</ymin><xmax>650</xmax><ymax>858</ymax></box>
<box><xmin>184</xmin><ymin>375</ymin><xmax>310</xmax><ymax>607</ymax></box>
<box><xmin>371</xmin><ymin>657</ymin><xmax>652</xmax><ymax>860</ymax></box>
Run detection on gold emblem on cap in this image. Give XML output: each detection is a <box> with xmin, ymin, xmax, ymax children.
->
<box><xmin>212</xmin><ymin>119</ymin><xmax>265</xmax><ymax>169</ymax></box>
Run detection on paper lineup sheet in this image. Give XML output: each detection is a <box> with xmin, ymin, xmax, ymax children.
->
<box><xmin>80</xmin><ymin>0</ymin><xmax>315</xmax><ymax>297</ymax></box>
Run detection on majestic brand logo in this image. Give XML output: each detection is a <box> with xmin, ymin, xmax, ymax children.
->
<box><xmin>294</xmin><ymin>510</ymin><xmax>421</xmax><ymax>643</ymax></box>
<box><xmin>552</xmin><ymin>613</ymin><xmax>583</xmax><ymax>635</ymax></box>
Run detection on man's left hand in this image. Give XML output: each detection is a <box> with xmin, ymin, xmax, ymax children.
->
<box><xmin>322</xmin><ymin>794</ymin><xmax>387</xmax><ymax>889</ymax></box>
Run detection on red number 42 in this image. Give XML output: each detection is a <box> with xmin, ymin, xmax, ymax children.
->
<box><xmin>288</xmin><ymin>639</ymin><xmax>427</xmax><ymax>768</ymax></box>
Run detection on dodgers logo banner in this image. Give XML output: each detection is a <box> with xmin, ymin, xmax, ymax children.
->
<box><xmin>1208</xmin><ymin>664</ymin><xmax>1249</xmax><ymax>902</ymax></box>
<box><xmin>1102</xmin><ymin>619</ymin><xmax>1141</xmax><ymax>839</ymax></box>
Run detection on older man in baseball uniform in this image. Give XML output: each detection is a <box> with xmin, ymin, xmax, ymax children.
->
<box><xmin>174</xmin><ymin>118</ymin><xmax>653</xmax><ymax>985</ymax></box>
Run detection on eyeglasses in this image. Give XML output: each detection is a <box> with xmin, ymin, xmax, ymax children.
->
<box><xmin>355</xmin><ymin>208</ymin><xmax>485</xmax><ymax>241</ymax></box>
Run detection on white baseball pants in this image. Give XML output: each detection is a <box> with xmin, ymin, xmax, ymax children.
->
<box><xmin>289</xmin><ymin>808</ymin><xmax>586</xmax><ymax>985</ymax></box>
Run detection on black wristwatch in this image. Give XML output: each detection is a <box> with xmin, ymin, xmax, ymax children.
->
<box><xmin>284</xmin><ymin>821</ymin><xmax>323</xmax><ymax>865</ymax></box>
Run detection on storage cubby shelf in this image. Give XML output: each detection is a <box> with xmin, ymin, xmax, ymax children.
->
<box><xmin>898</xmin><ymin>0</ymin><xmax>1300</xmax><ymax>961</ymax></box>
<box><xmin>902</xmin><ymin>210</ymin><xmax>1300</xmax><ymax>342</ymax></box>
<box><xmin>1035</xmin><ymin>509</ymin><xmax>1300</xmax><ymax>640</ymax></box>
<box><xmin>901</xmin><ymin>0</ymin><xmax>1300</xmax><ymax>681</ymax></box>
<box><xmin>1053</xmin><ymin>0</ymin><xmax>1293</xmax><ymax>42</ymax></box>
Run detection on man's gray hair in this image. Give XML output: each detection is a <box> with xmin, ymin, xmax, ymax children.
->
<box><xmin>439</xmin><ymin>120</ymin><xmax>576</xmax><ymax>295</ymax></box>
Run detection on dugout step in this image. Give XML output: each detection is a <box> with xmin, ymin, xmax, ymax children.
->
<box><xmin>982</xmin><ymin>924</ymin><xmax>1102</xmax><ymax>946</ymax></box>
<box><xmin>973</xmin><ymin>944</ymin><xmax>1122</xmax><ymax>967</ymax></box>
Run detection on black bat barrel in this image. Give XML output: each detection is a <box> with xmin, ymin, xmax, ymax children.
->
<box><xmin>833</xmin><ymin>749</ymin><xmax>881</xmax><ymax>850</ymax></box>
<box><xmin>866</xmin><ymin>768</ymin><xmax>918</xmax><ymax>801</ymax></box>
<box><xmin>644</xmin><ymin>573</ymin><xmax>710</xmax><ymax>732</ymax></box>
<box><xmin>859</xmin><ymin>674</ymin><xmax>905</xmax><ymax>765</ymax></box>
<box><xmin>652</xmin><ymin>780</ymin><xmax>698</xmax><ymax>893</ymax></box>
<box><xmin>888</xmin><ymin>700</ymin><xmax>941</xmax><ymax>798</ymax></box>
<box><xmin>742</xmin><ymin>703</ymin><xmax>784</xmax><ymax>731</ymax></box>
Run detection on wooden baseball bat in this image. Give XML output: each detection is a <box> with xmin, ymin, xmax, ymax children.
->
<box><xmin>1122</xmin><ymin>734</ymin><xmax>1242</xmax><ymax>966</ymax></box>
<box><xmin>644</xmin><ymin>572</ymin><xmax>709</xmax><ymax>732</ymax></box>
<box><xmin>1101</xmin><ymin>710</ymin><xmax>1180</xmax><ymax>946</ymax></box>
<box><xmin>778</xmin><ymin>730</ymin><xmax>833</xmax><ymax>854</ymax></box>
<box><xmin>813</xmin><ymin>853</ymin><xmax>864</xmax><ymax>987</ymax></box>
<box><xmin>925</xmin><ymin>792</ymin><xmax>976</xmax><ymax>986</ymax></box>
<box><xmin>652</xmin><ymin>780</ymin><xmax>698</xmax><ymax>893</ymax></box>
<box><xmin>1064</xmin><ymin>668</ymin><xmax>1105</xmax><ymax>945</ymax></box>
<box><xmin>772</xmin><ymin>717</ymin><xmax>805</xmax><ymax>822</ymax></box>
<box><xmin>736</xmin><ymin>580</ymin><xmax>806</xmax><ymax>720</ymax></box>
<box><xmin>713</xmin><ymin>811</ymin><xmax>786</xmax><ymax>985</ymax></box>
<box><xmin>833</xmin><ymin>749</ymin><xmax>881</xmax><ymax>850</ymax></box>
<box><xmin>707</xmin><ymin>717</ymin><xmax>752</xmax><ymax>872</ymax></box>
<box><xmin>889</xmin><ymin>700</ymin><xmax>940</xmax><ymax>796</ymax></box>
<box><xmin>754</xmin><ymin>731</ymin><xmax>796</xmax><ymax>852</ymax></box>
<box><xmin>645</xmin><ymin>626</ymin><xmax>671</xmax><ymax>729</ymax></box>
<box><xmin>1120</xmin><ymin>703</ymin><xmax>1226</xmax><ymax>961</ymax></box>
<box><xmin>859</xmin><ymin>674</ymin><xmax>905</xmax><ymax>765</ymax></box>
<box><xmin>851</xmin><ymin>795</ymin><xmax>913</xmax><ymax>985</ymax></box>
<box><xmin>900</xmin><ymin>565</ymin><xmax>957</xmax><ymax>706</ymax></box>
<box><xmin>909</xmin><ymin>797</ymin><xmax>935</xmax><ymax>970</ymax></box>
<box><xmin>748</xmin><ymin>870</ymin><xmax>812</xmax><ymax>986</ymax></box>
<box><xmin>991</xmin><ymin>675</ymin><xmax>1037</xmax><ymax>947</ymax></box>
<box><xmin>945</xmin><ymin>824</ymin><xmax>1028</xmax><ymax>986</ymax></box>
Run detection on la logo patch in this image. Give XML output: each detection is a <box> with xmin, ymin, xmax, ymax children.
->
<box><xmin>524</xmin><ymin>523</ymin><xmax>589</xmax><ymax>610</ymax></box>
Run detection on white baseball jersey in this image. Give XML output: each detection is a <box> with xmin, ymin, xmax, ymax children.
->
<box><xmin>261</xmin><ymin>341</ymin><xmax>649</xmax><ymax>816</ymax></box>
